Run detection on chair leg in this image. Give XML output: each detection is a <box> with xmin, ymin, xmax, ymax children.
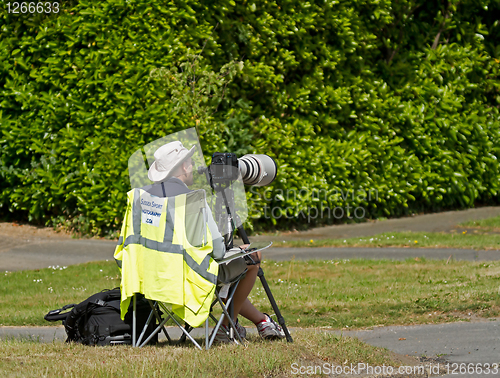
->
<box><xmin>176</xmin><ymin>324</ymin><xmax>193</xmax><ymax>345</ymax></box>
<box><xmin>133</xmin><ymin>300</ymin><xmax>175</xmax><ymax>347</ymax></box>
<box><xmin>132</xmin><ymin>281</ymin><xmax>247</xmax><ymax>349</ymax></box>
<box><xmin>209</xmin><ymin>313</ymin><xmax>219</xmax><ymax>324</ymax></box>
<box><xmin>215</xmin><ymin>287</ymin><xmax>243</xmax><ymax>344</ymax></box>
<box><xmin>138</xmin><ymin>316</ymin><xmax>170</xmax><ymax>348</ymax></box>
<box><xmin>208</xmin><ymin>283</ymin><xmax>243</xmax><ymax>348</ymax></box>
<box><xmin>136</xmin><ymin>308</ymin><xmax>155</xmax><ymax>347</ymax></box>
<box><xmin>205</xmin><ymin>318</ymin><xmax>209</xmax><ymax>350</ymax></box>
<box><xmin>208</xmin><ymin>308</ymin><xmax>227</xmax><ymax>348</ymax></box>
<box><xmin>132</xmin><ymin>294</ymin><xmax>137</xmax><ymax>347</ymax></box>
<box><xmin>147</xmin><ymin>300</ymin><xmax>172</xmax><ymax>343</ymax></box>
<box><xmin>158</xmin><ymin>303</ymin><xmax>202</xmax><ymax>350</ymax></box>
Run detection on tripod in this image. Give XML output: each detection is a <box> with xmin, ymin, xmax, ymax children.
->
<box><xmin>212</xmin><ymin>183</ymin><xmax>293</xmax><ymax>343</ymax></box>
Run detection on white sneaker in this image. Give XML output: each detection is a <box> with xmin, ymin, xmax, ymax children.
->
<box><xmin>256</xmin><ymin>314</ymin><xmax>285</xmax><ymax>340</ymax></box>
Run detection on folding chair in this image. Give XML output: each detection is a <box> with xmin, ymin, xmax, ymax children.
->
<box><xmin>116</xmin><ymin>188</ymin><xmax>248</xmax><ymax>349</ymax></box>
<box><xmin>129</xmin><ymin>262</ymin><xmax>247</xmax><ymax>349</ymax></box>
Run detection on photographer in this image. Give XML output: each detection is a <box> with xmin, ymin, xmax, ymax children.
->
<box><xmin>144</xmin><ymin>141</ymin><xmax>285</xmax><ymax>342</ymax></box>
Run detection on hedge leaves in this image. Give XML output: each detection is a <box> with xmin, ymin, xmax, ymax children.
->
<box><xmin>1</xmin><ymin>0</ymin><xmax>499</xmax><ymax>235</ymax></box>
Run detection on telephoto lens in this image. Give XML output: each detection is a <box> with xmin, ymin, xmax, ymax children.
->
<box><xmin>238</xmin><ymin>154</ymin><xmax>277</xmax><ymax>186</ymax></box>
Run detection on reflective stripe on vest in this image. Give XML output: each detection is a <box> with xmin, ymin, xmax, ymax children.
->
<box><xmin>117</xmin><ymin>189</ymin><xmax>217</xmax><ymax>284</ymax></box>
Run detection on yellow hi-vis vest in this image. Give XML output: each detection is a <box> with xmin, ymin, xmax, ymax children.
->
<box><xmin>114</xmin><ymin>188</ymin><xmax>219</xmax><ymax>327</ymax></box>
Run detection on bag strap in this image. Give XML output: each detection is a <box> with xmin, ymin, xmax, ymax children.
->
<box><xmin>103</xmin><ymin>300</ymin><xmax>121</xmax><ymax>312</ymax></box>
<box><xmin>44</xmin><ymin>304</ymin><xmax>76</xmax><ymax>322</ymax></box>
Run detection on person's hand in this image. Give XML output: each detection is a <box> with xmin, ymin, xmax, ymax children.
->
<box><xmin>251</xmin><ymin>250</ymin><xmax>262</xmax><ymax>262</ymax></box>
<box><xmin>239</xmin><ymin>244</ymin><xmax>261</xmax><ymax>263</ymax></box>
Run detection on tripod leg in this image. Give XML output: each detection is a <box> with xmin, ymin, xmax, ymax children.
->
<box><xmin>257</xmin><ymin>267</ymin><xmax>293</xmax><ymax>343</ymax></box>
<box><xmin>236</xmin><ymin>218</ymin><xmax>292</xmax><ymax>341</ymax></box>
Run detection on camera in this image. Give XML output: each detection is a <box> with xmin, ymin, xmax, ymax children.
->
<box><xmin>210</xmin><ymin>153</ymin><xmax>239</xmax><ymax>183</ymax></box>
<box><xmin>128</xmin><ymin>128</ymin><xmax>277</xmax><ymax>233</ymax></box>
<box><xmin>207</xmin><ymin>152</ymin><xmax>277</xmax><ymax>187</ymax></box>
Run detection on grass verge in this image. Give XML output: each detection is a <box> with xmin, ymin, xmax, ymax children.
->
<box><xmin>0</xmin><ymin>331</ymin><xmax>406</xmax><ymax>378</ymax></box>
<box><xmin>276</xmin><ymin>231</ymin><xmax>500</xmax><ymax>250</ymax></box>
<box><xmin>1</xmin><ymin>259</ymin><xmax>499</xmax><ymax>329</ymax></box>
<box><xmin>460</xmin><ymin>215</ymin><xmax>500</xmax><ymax>230</ymax></box>
<box><xmin>248</xmin><ymin>258</ymin><xmax>500</xmax><ymax>328</ymax></box>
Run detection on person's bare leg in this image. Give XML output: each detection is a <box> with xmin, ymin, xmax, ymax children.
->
<box><xmin>238</xmin><ymin>298</ymin><xmax>266</xmax><ymax>324</ymax></box>
<box><xmin>222</xmin><ymin>255</ymin><xmax>266</xmax><ymax>326</ymax></box>
<box><xmin>223</xmin><ymin>263</ymin><xmax>259</xmax><ymax>325</ymax></box>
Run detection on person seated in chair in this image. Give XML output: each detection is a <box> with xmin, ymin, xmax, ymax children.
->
<box><xmin>143</xmin><ymin>140</ymin><xmax>285</xmax><ymax>342</ymax></box>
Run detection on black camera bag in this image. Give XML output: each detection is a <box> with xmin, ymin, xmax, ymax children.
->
<box><xmin>44</xmin><ymin>288</ymin><xmax>158</xmax><ymax>346</ymax></box>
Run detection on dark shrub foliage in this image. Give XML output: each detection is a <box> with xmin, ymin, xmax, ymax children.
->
<box><xmin>1</xmin><ymin>0</ymin><xmax>499</xmax><ymax>235</ymax></box>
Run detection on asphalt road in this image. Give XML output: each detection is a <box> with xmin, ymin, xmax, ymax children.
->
<box><xmin>0</xmin><ymin>239</ymin><xmax>116</xmax><ymax>271</ymax></box>
<box><xmin>344</xmin><ymin>320</ymin><xmax>500</xmax><ymax>377</ymax></box>
<box><xmin>265</xmin><ymin>247</ymin><xmax>500</xmax><ymax>262</ymax></box>
<box><xmin>1</xmin><ymin>243</ymin><xmax>499</xmax><ymax>272</ymax></box>
<box><xmin>2</xmin><ymin>206</ymin><xmax>500</xmax><ymax>376</ymax></box>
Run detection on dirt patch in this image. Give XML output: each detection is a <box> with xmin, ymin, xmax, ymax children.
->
<box><xmin>444</xmin><ymin>310</ymin><xmax>500</xmax><ymax>322</ymax></box>
<box><xmin>0</xmin><ymin>222</ymin><xmax>73</xmax><ymax>253</ymax></box>
<box><xmin>0</xmin><ymin>222</ymin><xmax>72</xmax><ymax>240</ymax></box>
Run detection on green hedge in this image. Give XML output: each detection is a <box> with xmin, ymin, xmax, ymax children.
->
<box><xmin>1</xmin><ymin>0</ymin><xmax>499</xmax><ymax>235</ymax></box>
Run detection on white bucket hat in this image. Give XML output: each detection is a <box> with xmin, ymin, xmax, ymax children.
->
<box><xmin>147</xmin><ymin>141</ymin><xmax>196</xmax><ymax>183</ymax></box>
